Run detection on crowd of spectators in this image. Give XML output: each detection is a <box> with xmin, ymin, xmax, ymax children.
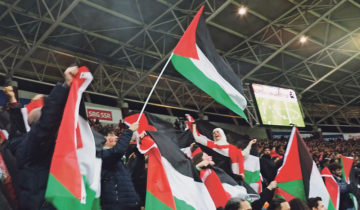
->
<box><xmin>0</xmin><ymin>66</ymin><xmax>359</xmax><ymax>209</ymax></box>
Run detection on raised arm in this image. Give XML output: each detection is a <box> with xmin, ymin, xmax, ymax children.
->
<box><xmin>102</xmin><ymin>123</ymin><xmax>139</xmax><ymax>162</ymax></box>
<box><xmin>242</xmin><ymin>139</ymin><xmax>257</xmax><ymax>159</ymax></box>
<box><xmin>192</xmin><ymin>124</ymin><xmax>209</xmax><ymax>146</ymax></box>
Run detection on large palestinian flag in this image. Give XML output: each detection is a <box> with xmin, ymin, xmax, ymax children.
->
<box><xmin>45</xmin><ymin>67</ymin><xmax>101</xmax><ymax>210</ymax></box>
<box><xmin>275</xmin><ymin>127</ymin><xmax>335</xmax><ymax>210</ymax></box>
<box><xmin>124</xmin><ymin>113</ymin><xmax>216</xmax><ymax>210</ymax></box>
<box><xmin>321</xmin><ymin>167</ymin><xmax>339</xmax><ymax>210</ymax></box>
<box><xmin>171</xmin><ymin>6</ymin><xmax>247</xmax><ymax>120</ymax></box>
<box><xmin>340</xmin><ymin>155</ymin><xmax>359</xmax><ymax>209</ymax></box>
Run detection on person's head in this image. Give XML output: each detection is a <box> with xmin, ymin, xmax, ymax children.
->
<box><xmin>101</xmin><ymin>126</ymin><xmax>118</xmax><ymax>148</ymax></box>
<box><xmin>224</xmin><ymin>197</ymin><xmax>252</xmax><ymax>210</ymax></box>
<box><xmin>268</xmin><ymin>198</ymin><xmax>290</xmax><ymax>210</ymax></box>
<box><xmin>328</xmin><ymin>163</ymin><xmax>343</xmax><ymax>177</ymax></box>
<box><xmin>192</xmin><ymin>152</ymin><xmax>213</xmax><ymax>166</ymax></box>
<box><xmin>212</xmin><ymin>128</ymin><xmax>228</xmax><ymax>145</ymax></box>
<box><xmin>264</xmin><ymin>147</ymin><xmax>271</xmax><ymax>155</ymax></box>
<box><xmin>276</xmin><ymin>146</ymin><xmax>285</xmax><ymax>156</ymax></box>
<box><xmin>289</xmin><ymin>198</ymin><xmax>310</xmax><ymax>210</ymax></box>
<box><xmin>307</xmin><ymin>197</ymin><xmax>326</xmax><ymax>210</ymax></box>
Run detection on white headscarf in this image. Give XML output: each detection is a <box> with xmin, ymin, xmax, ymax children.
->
<box><xmin>212</xmin><ymin>128</ymin><xmax>228</xmax><ymax>145</ymax></box>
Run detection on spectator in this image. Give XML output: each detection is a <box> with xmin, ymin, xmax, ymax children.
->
<box><xmin>192</xmin><ymin>124</ymin><xmax>246</xmax><ymax>180</ymax></box>
<box><xmin>289</xmin><ymin>198</ymin><xmax>310</xmax><ymax>210</ymax></box>
<box><xmin>225</xmin><ymin>197</ymin><xmax>252</xmax><ymax>210</ymax></box>
<box><xmin>11</xmin><ymin>66</ymin><xmax>79</xmax><ymax>209</ymax></box>
<box><xmin>260</xmin><ymin>147</ymin><xmax>277</xmax><ymax>184</ymax></box>
<box><xmin>307</xmin><ymin>197</ymin><xmax>326</xmax><ymax>210</ymax></box>
<box><xmin>268</xmin><ymin>198</ymin><xmax>290</xmax><ymax>210</ymax></box>
<box><xmin>329</xmin><ymin>163</ymin><xmax>355</xmax><ymax>210</ymax></box>
<box><xmin>100</xmin><ymin>122</ymin><xmax>140</xmax><ymax>210</ymax></box>
<box><xmin>251</xmin><ymin>181</ymin><xmax>277</xmax><ymax>210</ymax></box>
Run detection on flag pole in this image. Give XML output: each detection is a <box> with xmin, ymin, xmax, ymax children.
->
<box><xmin>137</xmin><ymin>52</ymin><xmax>174</xmax><ymax>123</ymax></box>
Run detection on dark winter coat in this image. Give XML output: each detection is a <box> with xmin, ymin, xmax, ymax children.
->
<box><xmin>13</xmin><ymin>83</ymin><xmax>69</xmax><ymax>210</ymax></box>
<box><xmin>101</xmin><ymin>129</ymin><xmax>140</xmax><ymax>210</ymax></box>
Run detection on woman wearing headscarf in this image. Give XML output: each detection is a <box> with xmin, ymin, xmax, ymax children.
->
<box><xmin>192</xmin><ymin>124</ymin><xmax>256</xmax><ymax>180</ymax></box>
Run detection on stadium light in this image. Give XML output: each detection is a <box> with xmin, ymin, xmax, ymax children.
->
<box><xmin>238</xmin><ymin>6</ymin><xmax>248</xmax><ymax>16</ymax></box>
<box><xmin>299</xmin><ymin>35</ymin><xmax>308</xmax><ymax>44</ymax></box>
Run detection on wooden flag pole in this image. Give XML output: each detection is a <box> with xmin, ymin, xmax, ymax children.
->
<box><xmin>136</xmin><ymin>53</ymin><xmax>174</xmax><ymax>123</ymax></box>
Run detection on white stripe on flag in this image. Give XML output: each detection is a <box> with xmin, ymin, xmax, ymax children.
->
<box><xmin>161</xmin><ymin>157</ymin><xmax>216</xmax><ymax>210</ymax></box>
<box><xmin>77</xmin><ymin>116</ymin><xmax>102</xmax><ymax>198</ymax></box>
<box><xmin>309</xmin><ymin>162</ymin><xmax>331</xmax><ymax>209</ymax></box>
<box><xmin>222</xmin><ymin>183</ymin><xmax>247</xmax><ymax>199</ymax></box>
<box><xmin>190</xmin><ymin>45</ymin><xmax>247</xmax><ymax>109</ymax></box>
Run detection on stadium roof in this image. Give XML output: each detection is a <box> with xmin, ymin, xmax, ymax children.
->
<box><xmin>0</xmin><ymin>0</ymin><xmax>360</xmax><ymax>131</ymax></box>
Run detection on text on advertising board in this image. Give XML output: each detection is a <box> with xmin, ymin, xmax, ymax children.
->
<box><xmin>87</xmin><ymin>109</ymin><xmax>113</xmax><ymax>121</ymax></box>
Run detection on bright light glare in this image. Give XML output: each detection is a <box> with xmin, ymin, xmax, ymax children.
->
<box><xmin>299</xmin><ymin>35</ymin><xmax>308</xmax><ymax>43</ymax></box>
<box><xmin>238</xmin><ymin>6</ymin><xmax>247</xmax><ymax>16</ymax></box>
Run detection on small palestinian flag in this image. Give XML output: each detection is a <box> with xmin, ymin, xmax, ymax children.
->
<box><xmin>124</xmin><ymin>113</ymin><xmax>216</xmax><ymax>210</ymax></box>
<box><xmin>45</xmin><ymin>67</ymin><xmax>101</xmax><ymax>210</ymax></box>
<box><xmin>171</xmin><ymin>6</ymin><xmax>247</xmax><ymax>120</ymax></box>
<box><xmin>340</xmin><ymin>155</ymin><xmax>359</xmax><ymax>209</ymax></box>
<box><xmin>244</xmin><ymin>155</ymin><xmax>262</xmax><ymax>193</ymax></box>
<box><xmin>321</xmin><ymin>167</ymin><xmax>339</xmax><ymax>210</ymax></box>
<box><xmin>275</xmin><ymin>127</ymin><xmax>335</xmax><ymax>210</ymax></box>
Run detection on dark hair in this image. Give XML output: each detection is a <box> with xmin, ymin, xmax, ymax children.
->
<box><xmin>328</xmin><ymin>163</ymin><xmax>342</xmax><ymax>172</ymax></box>
<box><xmin>307</xmin><ymin>197</ymin><xmax>322</xmax><ymax>209</ymax></box>
<box><xmin>224</xmin><ymin>197</ymin><xmax>246</xmax><ymax>210</ymax></box>
<box><xmin>289</xmin><ymin>198</ymin><xmax>310</xmax><ymax>210</ymax></box>
<box><xmin>99</xmin><ymin>125</ymin><xmax>115</xmax><ymax>136</ymax></box>
<box><xmin>192</xmin><ymin>152</ymin><xmax>204</xmax><ymax>166</ymax></box>
<box><xmin>268</xmin><ymin>198</ymin><xmax>287</xmax><ymax>210</ymax></box>
<box><xmin>190</xmin><ymin>144</ymin><xmax>200</xmax><ymax>153</ymax></box>
<box><xmin>264</xmin><ymin>146</ymin><xmax>271</xmax><ymax>151</ymax></box>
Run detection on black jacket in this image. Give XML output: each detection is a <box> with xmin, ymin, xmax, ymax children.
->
<box><xmin>260</xmin><ymin>155</ymin><xmax>276</xmax><ymax>183</ymax></box>
<box><xmin>13</xmin><ymin>83</ymin><xmax>69</xmax><ymax>210</ymax></box>
<box><xmin>101</xmin><ymin>129</ymin><xmax>140</xmax><ymax>210</ymax></box>
<box><xmin>251</xmin><ymin>187</ymin><xmax>275</xmax><ymax>210</ymax></box>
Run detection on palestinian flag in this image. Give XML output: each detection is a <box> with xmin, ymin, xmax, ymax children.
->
<box><xmin>321</xmin><ymin>167</ymin><xmax>339</xmax><ymax>210</ymax></box>
<box><xmin>275</xmin><ymin>127</ymin><xmax>335</xmax><ymax>210</ymax></box>
<box><xmin>45</xmin><ymin>67</ymin><xmax>101</xmax><ymax>210</ymax></box>
<box><xmin>124</xmin><ymin>113</ymin><xmax>216</xmax><ymax>210</ymax></box>
<box><xmin>244</xmin><ymin>155</ymin><xmax>262</xmax><ymax>193</ymax></box>
<box><xmin>340</xmin><ymin>155</ymin><xmax>359</xmax><ymax>209</ymax></box>
<box><xmin>171</xmin><ymin>6</ymin><xmax>247</xmax><ymax>120</ymax></box>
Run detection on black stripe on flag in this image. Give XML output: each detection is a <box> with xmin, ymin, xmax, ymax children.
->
<box><xmin>195</xmin><ymin>15</ymin><xmax>245</xmax><ymax>95</ymax></box>
<box><xmin>147</xmin><ymin>130</ymin><xmax>202</xmax><ymax>183</ymax></box>
<box><xmin>296</xmin><ymin>130</ymin><xmax>313</xmax><ymax>198</ymax></box>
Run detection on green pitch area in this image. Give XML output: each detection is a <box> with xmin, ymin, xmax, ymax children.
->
<box><xmin>255</xmin><ymin>96</ymin><xmax>305</xmax><ymax>127</ymax></box>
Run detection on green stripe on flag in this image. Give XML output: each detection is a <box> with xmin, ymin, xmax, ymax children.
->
<box><xmin>145</xmin><ymin>191</ymin><xmax>173</xmax><ymax>210</ymax></box>
<box><xmin>327</xmin><ymin>199</ymin><xmax>336</xmax><ymax>210</ymax></box>
<box><xmin>45</xmin><ymin>174</ymin><xmax>100</xmax><ymax>210</ymax></box>
<box><xmin>244</xmin><ymin>170</ymin><xmax>260</xmax><ymax>184</ymax></box>
<box><xmin>172</xmin><ymin>54</ymin><xmax>247</xmax><ymax>120</ymax></box>
<box><xmin>277</xmin><ymin>179</ymin><xmax>306</xmax><ymax>201</ymax></box>
<box><xmin>145</xmin><ymin>191</ymin><xmax>196</xmax><ymax>210</ymax></box>
<box><xmin>174</xmin><ymin>197</ymin><xmax>196</xmax><ymax>210</ymax></box>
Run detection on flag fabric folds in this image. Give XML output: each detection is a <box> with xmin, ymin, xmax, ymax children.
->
<box><xmin>45</xmin><ymin>67</ymin><xmax>101</xmax><ymax>210</ymax></box>
<box><xmin>171</xmin><ymin>6</ymin><xmax>247</xmax><ymax>120</ymax></box>
<box><xmin>124</xmin><ymin>113</ymin><xmax>216</xmax><ymax>210</ymax></box>
<box><xmin>275</xmin><ymin>127</ymin><xmax>335</xmax><ymax>210</ymax></box>
<box><xmin>321</xmin><ymin>167</ymin><xmax>340</xmax><ymax>210</ymax></box>
<box><xmin>340</xmin><ymin>155</ymin><xmax>359</xmax><ymax>209</ymax></box>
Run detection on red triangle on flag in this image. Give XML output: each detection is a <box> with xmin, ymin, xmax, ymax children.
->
<box><xmin>173</xmin><ymin>6</ymin><xmax>204</xmax><ymax>60</ymax></box>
